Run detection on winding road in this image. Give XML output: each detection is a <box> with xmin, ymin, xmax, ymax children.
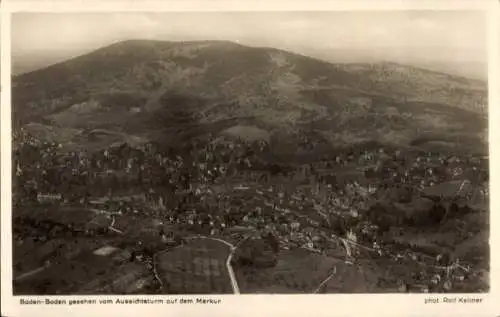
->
<box><xmin>313</xmin><ymin>266</ymin><xmax>337</xmax><ymax>293</ymax></box>
<box><xmin>187</xmin><ymin>235</ymin><xmax>241</xmax><ymax>294</ymax></box>
<box><xmin>154</xmin><ymin>234</ymin><xmax>243</xmax><ymax>294</ymax></box>
<box><xmin>163</xmin><ymin>233</ymin><xmax>347</xmax><ymax>294</ymax></box>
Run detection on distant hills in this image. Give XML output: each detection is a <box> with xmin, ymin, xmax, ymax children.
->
<box><xmin>12</xmin><ymin>40</ymin><xmax>488</xmax><ymax>156</ymax></box>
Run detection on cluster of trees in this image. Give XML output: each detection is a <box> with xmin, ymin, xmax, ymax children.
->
<box><xmin>232</xmin><ymin>233</ymin><xmax>280</xmax><ymax>268</ymax></box>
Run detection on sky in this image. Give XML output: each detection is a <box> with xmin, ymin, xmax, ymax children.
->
<box><xmin>11</xmin><ymin>11</ymin><xmax>488</xmax><ymax>78</ymax></box>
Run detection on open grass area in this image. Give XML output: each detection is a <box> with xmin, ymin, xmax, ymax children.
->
<box><xmin>235</xmin><ymin>248</ymin><xmax>339</xmax><ymax>293</ymax></box>
<box><xmin>154</xmin><ymin>238</ymin><xmax>233</xmax><ymax>294</ymax></box>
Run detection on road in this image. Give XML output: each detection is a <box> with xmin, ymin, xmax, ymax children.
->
<box><xmin>15</xmin><ymin>264</ymin><xmax>51</xmax><ymax>282</ymax></box>
<box><xmin>154</xmin><ymin>235</ymin><xmax>243</xmax><ymax>294</ymax></box>
<box><xmin>197</xmin><ymin>233</ymin><xmax>344</xmax><ymax>295</ymax></box>
<box><xmin>313</xmin><ymin>266</ymin><xmax>337</xmax><ymax>293</ymax></box>
<box><xmin>186</xmin><ymin>235</ymin><xmax>240</xmax><ymax>294</ymax></box>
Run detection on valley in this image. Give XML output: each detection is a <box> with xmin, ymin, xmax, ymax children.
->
<box><xmin>11</xmin><ymin>40</ymin><xmax>489</xmax><ymax>294</ymax></box>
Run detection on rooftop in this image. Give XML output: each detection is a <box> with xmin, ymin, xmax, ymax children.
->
<box><xmin>422</xmin><ymin>180</ymin><xmax>473</xmax><ymax>199</ymax></box>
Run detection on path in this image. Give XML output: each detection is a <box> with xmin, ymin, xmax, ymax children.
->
<box><xmin>15</xmin><ymin>263</ymin><xmax>51</xmax><ymax>282</ymax></box>
<box><xmin>186</xmin><ymin>235</ymin><xmax>240</xmax><ymax>294</ymax></box>
<box><xmin>313</xmin><ymin>266</ymin><xmax>337</xmax><ymax>293</ymax></box>
<box><xmin>154</xmin><ymin>234</ymin><xmax>243</xmax><ymax>294</ymax></box>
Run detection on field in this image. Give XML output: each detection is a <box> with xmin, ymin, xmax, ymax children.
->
<box><xmin>154</xmin><ymin>238</ymin><xmax>233</xmax><ymax>294</ymax></box>
<box><xmin>11</xmin><ymin>39</ymin><xmax>489</xmax><ymax>295</ymax></box>
<box><xmin>14</xmin><ymin>248</ymin><xmax>120</xmax><ymax>294</ymax></box>
<box><xmin>235</xmin><ymin>248</ymin><xmax>339</xmax><ymax>293</ymax></box>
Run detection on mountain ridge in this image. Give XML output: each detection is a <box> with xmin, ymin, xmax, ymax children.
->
<box><xmin>14</xmin><ymin>40</ymin><xmax>488</xmax><ymax>82</ymax></box>
<box><xmin>12</xmin><ymin>39</ymin><xmax>488</xmax><ymax>157</ymax></box>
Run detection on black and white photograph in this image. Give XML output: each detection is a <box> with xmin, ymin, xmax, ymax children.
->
<box><xmin>9</xmin><ymin>9</ymin><xmax>490</xmax><ymax>297</ymax></box>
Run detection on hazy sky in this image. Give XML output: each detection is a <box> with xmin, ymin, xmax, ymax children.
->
<box><xmin>12</xmin><ymin>11</ymin><xmax>488</xmax><ymax>78</ymax></box>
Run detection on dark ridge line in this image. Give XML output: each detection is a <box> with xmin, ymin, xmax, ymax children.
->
<box><xmin>13</xmin><ymin>39</ymin><xmax>482</xmax><ymax>83</ymax></box>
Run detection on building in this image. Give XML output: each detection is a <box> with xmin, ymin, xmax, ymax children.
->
<box><xmin>37</xmin><ymin>193</ymin><xmax>62</xmax><ymax>204</ymax></box>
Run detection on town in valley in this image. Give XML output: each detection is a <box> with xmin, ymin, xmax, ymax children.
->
<box><xmin>11</xmin><ymin>12</ymin><xmax>490</xmax><ymax>295</ymax></box>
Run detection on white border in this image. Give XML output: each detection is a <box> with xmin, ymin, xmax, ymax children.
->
<box><xmin>0</xmin><ymin>0</ymin><xmax>495</xmax><ymax>12</ymax></box>
<box><xmin>1</xmin><ymin>1</ymin><xmax>499</xmax><ymax>317</ymax></box>
<box><xmin>488</xmin><ymin>0</ymin><xmax>500</xmax><ymax>304</ymax></box>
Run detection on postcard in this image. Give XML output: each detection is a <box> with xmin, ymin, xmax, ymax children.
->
<box><xmin>1</xmin><ymin>0</ymin><xmax>498</xmax><ymax>316</ymax></box>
